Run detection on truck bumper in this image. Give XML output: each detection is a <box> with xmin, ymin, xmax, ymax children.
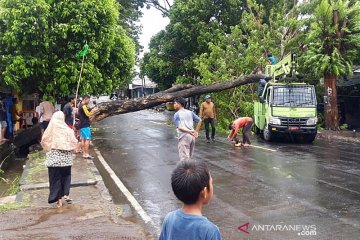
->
<box><xmin>268</xmin><ymin>124</ymin><xmax>317</xmax><ymax>134</ymax></box>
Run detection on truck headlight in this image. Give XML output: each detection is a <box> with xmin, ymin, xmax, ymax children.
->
<box><xmin>269</xmin><ymin>117</ymin><xmax>281</xmax><ymax>125</ymax></box>
<box><xmin>306</xmin><ymin>117</ymin><xmax>318</xmax><ymax>126</ymax></box>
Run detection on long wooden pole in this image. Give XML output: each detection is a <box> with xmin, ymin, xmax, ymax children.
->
<box><xmin>73</xmin><ymin>55</ymin><xmax>85</xmax><ymax>125</ymax></box>
<box><xmin>75</xmin><ymin>55</ymin><xmax>85</xmax><ymax>108</ymax></box>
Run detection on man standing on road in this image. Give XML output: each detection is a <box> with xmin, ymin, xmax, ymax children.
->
<box><xmin>199</xmin><ymin>95</ymin><xmax>216</xmax><ymax>143</ymax></box>
<box><xmin>39</xmin><ymin>99</ymin><xmax>55</xmax><ymax>131</ymax></box>
<box><xmin>173</xmin><ymin>97</ymin><xmax>202</xmax><ymax>161</ymax></box>
<box><xmin>228</xmin><ymin>117</ymin><xmax>253</xmax><ymax>147</ymax></box>
<box><xmin>78</xmin><ymin>95</ymin><xmax>93</xmax><ymax>159</ymax></box>
<box><xmin>63</xmin><ymin>95</ymin><xmax>75</xmax><ymax>128</ymax></box>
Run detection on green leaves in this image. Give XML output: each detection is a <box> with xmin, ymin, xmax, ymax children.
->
<box><xmin>141</xmin><ymin>0</ymin><xmax>247</xmax><ymax>89</ymax></box>
<box><xmin>302</xmin><ymin>0</ymin><xmax>360</xmax><ymax>77</ymax></box>
<box><xmin>0</xmin><ymin>0</ymin><xmax>136</xmax><ymax>97</ymax></box>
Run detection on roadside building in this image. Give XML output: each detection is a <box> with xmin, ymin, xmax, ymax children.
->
<box><xmin>337</xmin><ymin>66</ymin><xmax>360</xmax><ymax>129</ymax></box>
<box><xmin>129</xmin><ymin>75</ymin><xmax>158</xmax><ymax>98</ymax></box>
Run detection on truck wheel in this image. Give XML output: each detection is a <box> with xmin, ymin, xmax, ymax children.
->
<box><xmin>263</xmin><ymin>123</ymin><xmax>273</xmax><ymax>141</ymax></box>
<box><xmin>303</xmin><ymin>132</ymin><xmax>317</xmax><ymax>143</ymax></box>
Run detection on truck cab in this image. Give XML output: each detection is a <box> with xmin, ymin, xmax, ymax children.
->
<box><xmin>253</xmin><ymin>53</ymin><xmax>318</xmax><ymax>143</ymax></box>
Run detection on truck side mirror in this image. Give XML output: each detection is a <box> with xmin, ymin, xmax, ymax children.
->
<box><xmin>259</xmin><ymin>96</ymin><xmax>265</xmax><ymax>103</ymax></box>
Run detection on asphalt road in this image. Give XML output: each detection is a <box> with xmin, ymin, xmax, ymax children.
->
<box><xmin>93</xmin><ymin>110</ymin><xmax>360</xmax><ymax>240</ymax></box>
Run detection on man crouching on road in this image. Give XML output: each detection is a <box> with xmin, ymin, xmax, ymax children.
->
<box><xmin>228</xmin><ymin>117</ymin><xmax>253</xmax><ymax>147</ymax></box>
<box><xmin>173</xmin><ymin>97</ymin><xmax>202</xmax><ymax>161</ymax></box>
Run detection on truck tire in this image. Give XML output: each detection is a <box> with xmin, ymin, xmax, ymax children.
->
<box><xmin>263</xmin><ymin>123</ymin><xmax>273</xmax><ymax>141</ymax></box>
<box><xmin>303</xmin><ymin>131</ymin><xmax>317</xmax><ymax>143</ymax></box>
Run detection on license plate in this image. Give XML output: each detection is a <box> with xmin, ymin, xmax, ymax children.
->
<box><xmin>289</xmin><ymin>127</ymin><xmax>300</xmax><ymax>131</ymax></box>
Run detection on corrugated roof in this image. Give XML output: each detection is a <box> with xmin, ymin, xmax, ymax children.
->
<box><xmin>337</xmin><ymin>76</ymin><xmax>360</xmax><ymax>87</ymax></box>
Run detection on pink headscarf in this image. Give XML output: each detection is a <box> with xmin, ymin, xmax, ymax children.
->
<box><xmin>41</xmin><ymin>111</ymin><xmax>78</xmax><ymax>151</ymax></box>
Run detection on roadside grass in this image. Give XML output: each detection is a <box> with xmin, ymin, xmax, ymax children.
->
<box><xmin>26</xmin><ymin>151</ymin><xmax>46</xmax><ymax>184</ymax></box>
<box><xmin>0</xmin><ymin>202</ymin><xmax>29</xmax><ymax>213</ymax></box>
<box><xmin>5</xmin><ymin>175</ymin><xmax>20</xmax><ymax>196</ymax></box>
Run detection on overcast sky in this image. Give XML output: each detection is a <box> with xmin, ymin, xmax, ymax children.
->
<box><xmin>138</xmin><ymin>3</ymin><xmax>172</xmax><ymax>57</ymax></box>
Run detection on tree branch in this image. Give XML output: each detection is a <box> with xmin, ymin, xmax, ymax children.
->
<box><xmin>333</xmin><ymin>9</ymin><xmax>341</xmax><ymax>39</ymax></box>
<box><xmin>90</xmin><ymin>74</ymin><xmax>264</xmax><ymax>122</ymax></box>
<box><xmin>146</xmin><ymin>0</ymin><xmax>170</xmax><ymax>16</ymax></box>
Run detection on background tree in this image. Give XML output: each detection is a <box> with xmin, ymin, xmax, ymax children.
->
<box><xmin>141</xmin><ymin>0</ymin><xmax>246</xmax><ymax>90</ymax></box>
<box><xmin>141</xmin><ymin>0</ymin><xmax>307</xmax><ymax>130</ymax></box>
<box><xmin>0</xmin><ymin>0</ymin><xmax>135</xmax><ymax>98</ymax></box>
<box><xmin>195</xmin><ymin>0</ymin><xmax>303</xmax><ymax>129</ymax></box>
<box><xmin>302</xmin><ymin>0</ymin><xmax>360</xmax><ymax>129</ymax></box>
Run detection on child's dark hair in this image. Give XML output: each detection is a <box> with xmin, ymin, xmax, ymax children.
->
<box><xmin>174</xmin><ymin>97</ymin><xmax>187</xmax><ymax>107</ymax></box>
<box><xmin>171</xmin><ymin>160</ymin><xmax>210</xmax><ymax>205</ymax></box>
<box><xmin>228</xmin><ymin>123</ymin><xmax>233</xmax><ymax>130</ymax></box>
<box><xmin>67</xmin><ymin>94</ymin><xmax>76</xmax><ymax>102</ymax></box>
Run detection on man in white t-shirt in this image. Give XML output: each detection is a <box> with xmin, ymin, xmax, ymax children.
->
<box><xmin>173</xmin><ymin>97</ymin><xmax>202</xmax><ymax>161</ymax></box>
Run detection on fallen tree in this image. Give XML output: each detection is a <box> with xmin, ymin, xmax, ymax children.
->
<box><xmin>90</xmin><ymin>74</ymin><xmax>264</xmax><ymax>122</ymax></box>
<box><xmin>14</xmin><ymin>74</ymin><xmax>264</xmax><ymax>149</ymax></box>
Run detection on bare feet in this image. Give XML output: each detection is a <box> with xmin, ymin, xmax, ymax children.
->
<box><xmin>56</xmin><ymin>199</ymin><xmax>63</xmax><ymax>208</ymax></box>
<box><xmin>243</xmin><ymin>143</ymin><xmax>250</xmax><ymax>147</ymax></box>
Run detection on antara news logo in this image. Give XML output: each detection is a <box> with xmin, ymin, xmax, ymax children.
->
<box><xmin>238</xmin><ymin>222</ymin><xmax>317</xmax><ymax>237</ymax></box>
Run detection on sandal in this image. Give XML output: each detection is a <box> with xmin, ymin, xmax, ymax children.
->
<box><xmin>64</xmin><ymin>198</ymin><xmax>73</xmax><ymax>204</ymax></box>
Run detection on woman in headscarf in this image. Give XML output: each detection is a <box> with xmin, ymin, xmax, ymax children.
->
<box><xmin>41</xmin><ymin>111</ymin><xmax>78</xmax><ymax>207</ymax></box>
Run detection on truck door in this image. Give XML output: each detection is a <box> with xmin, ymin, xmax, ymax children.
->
<box><xmin>265</xmin><ymin>87</ymin><xmax>272</xmax><ymax>122</ymax></box>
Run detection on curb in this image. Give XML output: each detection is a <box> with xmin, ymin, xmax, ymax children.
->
<box><xmin>316</xmin><ymin>132</ymin><xmax>360</xmax><ymax>144</ymax></box>
<box><xmin>20</xmin><ymin>179</ymin><xmax>98</xmax><ymax>191</ymax></box>
<box><xmin>19</xmin><ymin>155</ymin><xmax>31</xmax><ymax>186</ymax></box>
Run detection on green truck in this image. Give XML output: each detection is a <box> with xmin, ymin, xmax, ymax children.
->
<box><xmin>253</xmin><ymin>53</ymin><xmax>318</xmax><ymax>143</ymax></box>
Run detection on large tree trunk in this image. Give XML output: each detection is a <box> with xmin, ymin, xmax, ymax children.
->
<box><xmin>90</xmin><ymin>74</ymin><xmax>264</xmax><ymax>122</ymax></box>
<box><xmin>13</xmin><ymin>123</ymin><xmax>42</xmax><ymax>153</ymax></box>
<box><xmin>324</xmin><ymin>74</ymin><xmax>339</xmax><ymax>130</ymax></box>
<box><xmin>14</xmin><ymin>74</ymin><xmax>264</xmax><ymax>150</ymax></box>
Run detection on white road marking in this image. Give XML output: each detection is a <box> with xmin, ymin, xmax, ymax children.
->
<box><xmin>94</xmin><ymin>148</ymin><xmax>154</xmax><ymax>224</ymax></box>
<box><xmin>149</xmin><ymin>120</ymin><xmax>168</xmax><ymax>125</ymax></box>
<box><xmin>251</xmin><ymin>144</ymin><xmax>277</xmax><ymax>152</ymax></box>
<box><xmin>213</xmin><ymin>138</ymin><xmax>277</xmax><ymax>152</ymax></box>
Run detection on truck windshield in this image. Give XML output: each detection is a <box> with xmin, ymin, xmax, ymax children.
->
<box><xmin>272</xmin><ymin>86</ymin><xmax>316</xmax><ymax>107</ymax></box>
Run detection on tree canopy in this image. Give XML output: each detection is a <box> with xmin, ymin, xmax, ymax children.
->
<box><xmin>140</xmin><ymin>0</ymin><xmax>360</xmax><ymax>129</ymax></box>
<box><xmin>0</xmin><ymin>0</ymin><xmax>136</xmax><ymax>98</ymax></box>
<box><xmin>140</xmin><ymin>0</ymin><xmax>306</xmax><ymax>128</ymax></box>
<box><xmin>302</xmin><ymin>0</ymin><xmax>360</xmax><ymax>129</ymax></box>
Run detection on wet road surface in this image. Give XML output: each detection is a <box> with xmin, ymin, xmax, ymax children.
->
<box><xmin>93</xmin><ymin>110</ymin><xmax>360</xmax><ymax>240</ymax></box>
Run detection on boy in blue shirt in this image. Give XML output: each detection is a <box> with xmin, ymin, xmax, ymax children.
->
<box><xmin>159</xmin><ymin>161</ymin><xmax>221</xmax><ymax>240</ymax></box>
